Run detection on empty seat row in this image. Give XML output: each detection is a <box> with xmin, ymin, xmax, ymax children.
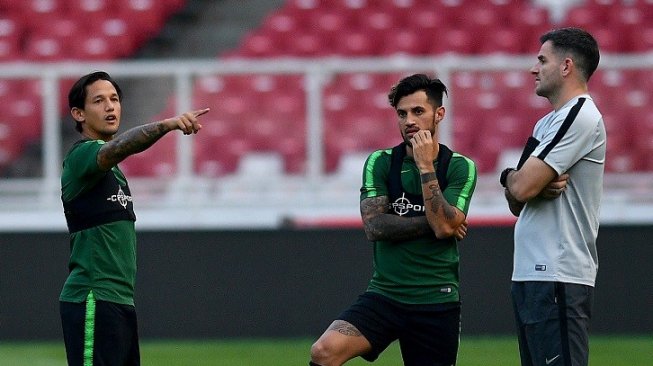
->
<box><xmin>0</xmin><ymin>0</ymin><xmax>185</xmax><ymax>61</ymax></box>
<box><xmin>117</xmin><ymin>66</ymin><xmax>653</xmax><ymax>177</ymax></box>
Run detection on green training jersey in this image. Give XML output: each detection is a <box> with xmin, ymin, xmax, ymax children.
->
<box><xmin>60</xmin><ymin>140</ymin><xmax>137</xmax><ymax>306</ymax></box>
<box><xmin>360</xmin><ymin>147</ymin><xmax>477</xmax><ymax>304</ymax></box>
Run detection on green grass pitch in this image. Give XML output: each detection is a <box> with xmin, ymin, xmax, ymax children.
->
<box><xmin>1</xmin><ymin>335</ymin><xmax>651</xmax><ymax>365</ymax></box>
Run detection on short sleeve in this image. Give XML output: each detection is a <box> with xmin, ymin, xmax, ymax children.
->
<box><xmin>443</xmin><ymin>154</ymin><xmax>477</xmax><ymax>214</ymax></box>
<box><xmin>360</xmin><ymin>149</ymin><xmax>391</xmax><ymax>201</ymax></box>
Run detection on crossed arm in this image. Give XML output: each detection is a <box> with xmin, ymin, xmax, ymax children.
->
<box><xmin>361</xmin><ymin>130</ymin><xmax>468</xmax><ymax>242</ymax></box>
<box><xmin>361</xmin><ymin>196</ymin><xmax>434</xmax><ymax>242</ymax></box>
<box><xmin>503</xmin><ymin>156</ymin><xmax>569</xmax><ymax>216</ymax></box>
<box><xmin>96</xmin><ymin>108</ymin><xmax>209</xmax><ymax>171</ymax></box>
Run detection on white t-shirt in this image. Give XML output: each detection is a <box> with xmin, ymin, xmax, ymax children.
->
<box><xmin>513</xmin><ymin>95</ymin><xmax>606</xmax><ymax>286</ymax></box>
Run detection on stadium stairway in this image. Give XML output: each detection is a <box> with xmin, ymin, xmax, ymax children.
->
<box><xmin>88</xmin><ymin>0</ymin><xmax>287</xmax><ymax>147</ymax></box>
<box><xmin>2</xmin><ymin>0</ymin><xmax>286</xmax><ymax>177</ymax></box>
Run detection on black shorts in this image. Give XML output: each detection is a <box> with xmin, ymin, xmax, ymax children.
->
<box><xmin>60</xmin><ymin>293</ymin><xmax>140</xmax><ymax>366</ymax></box>
<box><xmin>511</xmin><ymin>281</ymin><xmax>593</xmax><ymax>366</ymax></box>
<box><xmin>338</xmin><ymin>291</ymin><xmax>460</xmax><ymax>365</ymax></box>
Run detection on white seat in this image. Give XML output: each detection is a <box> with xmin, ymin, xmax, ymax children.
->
<box><xmin>235</xmin><ymin>153</ymin><xmax>284</xmax><ymax>177</ymax></box>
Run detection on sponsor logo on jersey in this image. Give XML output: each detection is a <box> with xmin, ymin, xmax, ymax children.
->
<box><xmin>106</xmin><ymin>187</ymin><xmax>133</xmax><ymax>209</ymax></box>
<box><xmin>390</xmin><ymin>192</ymin><xmax>425</xmax><ymax>216</ymax></box>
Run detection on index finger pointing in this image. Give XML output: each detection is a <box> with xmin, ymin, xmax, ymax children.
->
<box><xmin>193</xmin><ymin>108</ymin><xmax>210</xmax><ymax>117</ymax></box>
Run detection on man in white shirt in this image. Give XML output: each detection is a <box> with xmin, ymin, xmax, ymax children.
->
<box><xmin>501</xmin><ymin>27</ymin><xmax>605</xmax><ymax>366</ymax></box>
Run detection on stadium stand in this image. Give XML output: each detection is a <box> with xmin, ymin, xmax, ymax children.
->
<box><xmin>181</xmin><ymin>0</ymin><xmax>653</xmax><ymax>175</ymax></box>
<box><xmin>0</xmin><ymin>0</ymin><xmax>188</xmax><ymax>175</ymax></box>
<box><xmin>2</xmin><ymin>0</ymin><xmax>653</xmax><ymax>178</ymax></box>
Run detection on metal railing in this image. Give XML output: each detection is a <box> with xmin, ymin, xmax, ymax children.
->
<box><xmin>1</xmin><ymin>53</ymin><xmax>653</xmax><ymax>230</ymax></box>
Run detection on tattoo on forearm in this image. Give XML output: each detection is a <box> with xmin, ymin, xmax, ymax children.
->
<box><xmin>361</xmin><ymin>196</ymin><xmax>431</xmax><ymax>241</ymax></box>
<box><xmin>424</xmin><ymin>181</ymin><xmax>456</xmax><ymax>220</ymax></box>
<box><xmin>99</xmin><ymin>122</ymin><xmax>170</xmax><ymax>166</ymax></box>
<box><xmin>328</xmin><ymin>321</ymin><xmax>362</xmax><ymax>337</ymax></box>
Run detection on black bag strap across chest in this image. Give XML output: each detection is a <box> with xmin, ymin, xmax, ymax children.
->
<box><xmin>387</xmin><ymin>142</ymin><xmax>453</xmax><ymax>216</ymax></box>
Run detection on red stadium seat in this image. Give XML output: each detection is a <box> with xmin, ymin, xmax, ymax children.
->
<box><xmin>0</xmin><ymin>121</ymin><xmax>24</xmax><ymax>170</ymax></box>
<box><xmin>332</xmin><ymin>29</ymin><xmax>378</xmax><ymax>56</ymax></box>
<box><xmin>358</xmin><ymin>7</ymin><xmax>398</xmax><ymax>33</ymax></box>
<box><xmin>195</xmin><ymin>132</ymin><xmax>251</xmax><ymax>177</ymax></box>
<box><xmin>120</xmin><ymin>133</ymin><xmax>177</xmax><ymax>177</ymax></box>
<box><xmin>508</xmin><ymin>5</ymin><xmax>552</xmax><ymax>53</ymax></box>
<box><xmin>406</xmin><ymin>7</ymin><xmax>448</xmax><ymax>34</ymax></box>
<box><xmin>14</xmin><ymin>0</ymin><xmax>64</xmax><ymax>30</ymax></box>
<box><xmin>284</xmin><ymin>0</ymin><xmax>320</xmax><ymax>12</ymax></box>
<box><xmin>285</xmin><ymin>31</ymin><xmax>328</xmax><ymax>57</ymax></box>
<box><xmin>379</xmin><ymin>28</ymin><xmax>424</xmax><ymax>56</ymax></box>
<box><xmin>306</xmin><ymin>7</ymin><xmax>355</xmax><ymax>34</ymax></box>
<box><xmin>476</xmin><ymin>27</ymin><xmax>524</xmax><ymax>55</ymax></box>
<box><xmin>77</xmin><ymin>34</ymin><xmax>116</xmax><ymax>60</ymax></box>
<box><xmin>0</xmin><ymin>36</ymin><xmax>20</xmax><ymax>61</ymax></box>
<box><xmin>1</xmin><ymin>92</ymin><xmax>42</xmax><ymax>142</ymax></box>
<box><xmin>67</xmin><ymin>0</ymin><xmax>116</xmax><ymax>17</ymax></box>
<box><xmin>37</xmin><ymin>17</ymin><xmax>79</xmax><ymax>44</ymax></box>
<box><xmin>606</xmin><ymin>3</ymin><xmax>649</xmax><ymax>28</ymax></box>
<box><xmin>424</xmin><ymin>28</ymin><xmax>475</xmax><ymax>55</ymax></box>
<box><xmin>261</xmin><ymin>10</ymin><xmax>302</xmax><ymax>40</ymax></box>
<box><xmin>460</xmin><ymin>3</ymin><xmax>504</xmax><ymax>30</ymax></box>
<box><xmin>634</xmin><ymin>114</ymin><xmax>653</xmax><ymax>171</ymax></box>
<box><xmin>604</xmin><ymin>108</ymin><xmax>637</xmax><ymax>172</ymax></box>
<box><xmin>115</xmin><ymin>0</ymin><xmax>167</xmax><ymax>38</ymax></box>
<box><xmin>629</xmin><ymin>25</ymin><xmax>653</xmax><ymax>52</ymax></box>
<box><xmin>237</xmin><ymin>32</ymin><xmax>284</xmax><ymax>58</ymax></box>
<box><xmin>564</xmin><ymin>5</ymin><xmax>608</xmax><ymax>29</ymax></box>
<box><xmin>23</xmin><ymin>33</ymin><xmax>68</xmax><ymax>61</ymax></box>
<box><xmin>0</xmin><ymin>15</ymin><xmax>22</xmax><ymax>38</ymax></box>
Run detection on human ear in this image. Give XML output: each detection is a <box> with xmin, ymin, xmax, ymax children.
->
<box><xmin>71</xmin><ymin>107</ymin><xmax>85</xmax><ymax>122</ymax></box>
<box><xmin>435</xmin><ymin>105</ymin><xmax>445</xmax><ymax>122</ymax></box>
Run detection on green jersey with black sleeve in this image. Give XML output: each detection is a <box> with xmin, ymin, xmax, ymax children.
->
<box><xmin>60</xmin><ymin>139</ymin><xmax>137</xmax><ymax>306</ymax></box>
<box><xmin>360</xmin><ymin>143</ymin><xmax>477</xmax><ymax>305</ymax></box>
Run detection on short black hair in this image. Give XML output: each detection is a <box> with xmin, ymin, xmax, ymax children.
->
<box><xmin>68</xmin><ymin>71</ymin><xmax>122</xmax><ymax>133</ymax></box>
<box><xmin>540</xmin><ymin>27</ymin><xmax>600</xmax><ymax>81</ymax></box>
<box><xmin>388</xmin><ymin>74</ymin><xmax>448</xmax><ymax>109</ymax></box>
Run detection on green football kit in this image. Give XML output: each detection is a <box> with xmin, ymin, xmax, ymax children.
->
<box><xmin>60</xmin><ymin>139</ymin><xmax>137</xmax><ymax>306</ymax></box>
<box><xmin>360</xmin><ymin>143</ymin><xmax>477</xmax><ymax>305</ymax></box>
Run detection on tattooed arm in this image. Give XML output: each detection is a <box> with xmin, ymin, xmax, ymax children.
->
<box><xmin>361</xmin><ymin>195</ymin><xmax>433</xmax><ymax>242</ymax></box>
<box><xmin>96</xmin><ymin>108</ymin><xmax>209</xmax><ymax>171</ymax></box>
<box><xmin>420</xmin><ymin>172</ymin><xmax>467</xmax><ymax>239</ymax></box>
<box><xmin>411</xmin><ymin>130</ymin><xmax>467</xmax><ymax>240</ymax></box>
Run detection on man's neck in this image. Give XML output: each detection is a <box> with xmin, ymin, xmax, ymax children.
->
<box><xmin>550</xmin><ymin>84</ymin><xmax>588</xmax><ymax>111</ymax></box>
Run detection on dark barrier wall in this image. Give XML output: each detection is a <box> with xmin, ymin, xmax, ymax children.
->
<box><xmin>1</xmin><ymin>225</ymin><xmax>652</xmax><ymax>340</ymax></box>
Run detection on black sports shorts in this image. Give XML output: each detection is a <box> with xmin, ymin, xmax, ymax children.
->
<box><xmin>338</xmin><ymin>291</ymin><xmax>460</xmax><ymax>366</ymax></box>
<box><xmin>60</xmin><ymin>292</ymin><xmax>140</xmax><ymax>366</ymax></box>
<box><xmin>512</xmin><ymin>281</ymin><xmax>593</xmax><ymax>366</ymax></box>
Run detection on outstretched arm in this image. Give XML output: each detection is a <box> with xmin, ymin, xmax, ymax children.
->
<box><xmin>96</xmin><ymin>108</ymin><xmax>209</xmax><ymax>171</ymax></box>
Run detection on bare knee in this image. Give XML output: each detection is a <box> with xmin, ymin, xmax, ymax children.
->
<box><xmin>310</xmin><ymin>338</ymin><xmax>338</xmax><ymax>366</ymax></box>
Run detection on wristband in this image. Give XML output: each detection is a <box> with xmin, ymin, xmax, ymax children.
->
<box><xmin>500</xmin><ymin>168</ymin><xmax>515</xmax><ymax>187</ymax></box>
<box><xmin>420</xmin><ymin>172</ymin><xmax>437</xmax><ymax>184</ymax></box>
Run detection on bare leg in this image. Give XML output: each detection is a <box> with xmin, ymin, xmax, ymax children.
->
<box><xmin>310</xmin><ymin>320</ymin><xmax>373</xmax><ymax>366</ymax></box>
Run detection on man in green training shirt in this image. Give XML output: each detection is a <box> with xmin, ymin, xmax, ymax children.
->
<box><xmin>60</xmin><ymin>71</ymin><xmax>209</xmax><ymax>366</ymax></box>
<box><xmin>310</xmin><ymin>74</ymin><xmax>477</xmax><ymax>366</ymax></box>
